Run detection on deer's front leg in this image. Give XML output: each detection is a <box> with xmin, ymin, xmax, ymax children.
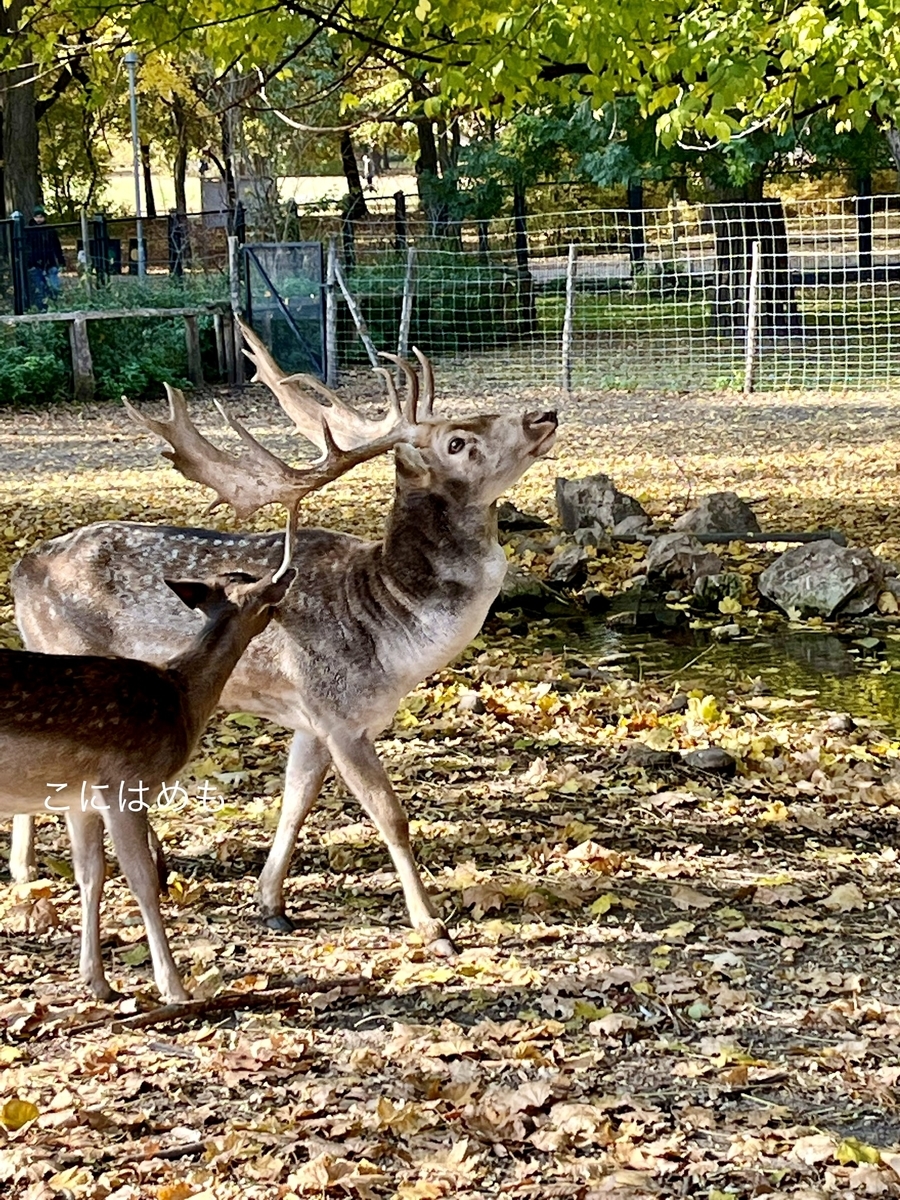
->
<box><xmin>66</xmin><ymin>809</ymin><xmax>116</xmax><ymax>1001</ymax></box>
<box><xmin>103</xmin><ymin>801</ymin><xmax>188</xmax><ymax>1004</ymax></box>
<box><xmin>9</xmin><ymin>814</ymin><xmax>37</xmax><ymax>883</ymax></box>
<box><xmin>257</xmin><ymin>730</ymin><xmax>331</xmax><ymax>932</ymax></box>
<box><xmin>326</xmin><ymin>731</ymin><xmax>456</xmax><ymax>957</ymax></box>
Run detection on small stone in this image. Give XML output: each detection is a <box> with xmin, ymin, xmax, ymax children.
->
<box><xmin>644</xmin><ymin>533</ymin><xmax>724</xmax><ymax>589</ymax></box>
<box><xmin>457</xmin><ymin>689</ymin><xmax>486</xmax><ymax>714</ymax></box>
<box><xmin>626</xmin><ymin>743</ymin><xmax>677</xmax><ymax>768</ymax></box>
<box><xmin>711</xmin><ymin>623</ymin><xmax>741</xmax><ymax>640</ymax></box>
<box><xmin>573</xmin><ymin>526</ymin><xmax>612</xmax><ymax>550</ymax></box>
<box><xmin>825</xmin><ymin>713</ymin><xmax>856</xmax><ymax>734</ymax></box>
<box><xmin>556</xmin><ymin>473</ymin><xmax>648</xmax><ymax>533</ymax></box>
<box><xmin>673</xmin><ymin>491</ymin><xmax>761</xmax><ymax>536</ymax></box>
<box><xmin>547</xmin><ymin>544</ymin><xmax>590</xmax><ymax>588</ymax></box>
<box><xmin>660</xmin><ymin>693</ymin><xmax>689</xmax><ymax>714</ymax></box>
<box><xmin>497</xmin><ymin>501</ymin><xmax>550</xmax><ymax>531</ymax></box>
<box><xmin>682</xmin><ymin>747</ymin><xmax>738</xmax><ymax>775</ymax></box>
<box><xmin>612</xmin><ymin>513</ymin><xmax>653</xmax><ymax>537</ymax></box>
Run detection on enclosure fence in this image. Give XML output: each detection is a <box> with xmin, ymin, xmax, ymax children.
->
<box><xmin>308</xmin><ymin>194</ymin><xmax>900</xmax><ymax>394</ymax></box>
<box><xmin>5</xmin><ymin>194</ymin><xmax>900</xmax><ymax>395</ymax></box>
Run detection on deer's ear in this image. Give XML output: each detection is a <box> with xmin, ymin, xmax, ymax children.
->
<box><xmin>394</xmin><ymin>442</ymin><xmax>430</xmax><ymax>486</ymax></box>
<box><xmin>165</xmin><ymin>579</ymin><xmax>213</xmax><ymax>610</ymax></box>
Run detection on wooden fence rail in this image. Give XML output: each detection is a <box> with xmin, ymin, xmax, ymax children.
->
<box><xmin>0</xmin><ymin>305</ymin><xmax>231</xmax><ymax>402</ymax></box>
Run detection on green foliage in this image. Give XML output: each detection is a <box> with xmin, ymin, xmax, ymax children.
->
<box><xmin>339</xmin><ymin>259</ymin><xmax>519</xmax><ymax>359</ymax></box>
<box><xmin>0</xmin><ymin>327</ymin><xmax>70</xmax><ymax>405</ymax></box>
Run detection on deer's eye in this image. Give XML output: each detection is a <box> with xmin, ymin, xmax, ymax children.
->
<box><xmin>448</xmin><ymin>436</ymin><xmax>465</xmax><ymax>454</ymax></box>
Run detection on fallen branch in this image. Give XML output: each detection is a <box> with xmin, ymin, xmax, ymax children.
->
<box><xmin>613</xmin><ymin>530</ymin><xmax>847</xmax><ymax>547</ymax></box>
<box><xmin>67</xmin><ymin>978</ymin><xmax>363</xmax><ymax>1036</ymax></box>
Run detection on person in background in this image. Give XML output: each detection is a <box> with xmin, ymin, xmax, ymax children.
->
<box><xmin>26</xmin><ymin>205</ymin><xmax>65</xmax><ymax>311</ymax></box>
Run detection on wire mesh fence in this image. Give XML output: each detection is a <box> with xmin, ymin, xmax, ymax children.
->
<box><xmin>5</xmin><ymin>193</ymin><xmax>900</xmax><ymax>395</ymax></box>
<box><xmin>318</xmin><ymin>194</ymin><xmax>900</xmax><ymax>394</ymax></box>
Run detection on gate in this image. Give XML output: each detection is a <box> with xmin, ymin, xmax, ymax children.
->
<box><xmin>243</xmin><ymin>242</ymin><xmax>326</xmax><ymax>378</ymax></box>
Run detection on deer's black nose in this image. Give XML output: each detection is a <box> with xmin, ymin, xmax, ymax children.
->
<box><xmin>525</xmin><ymin>410</ymin><xmax>559</xmax><ymax>429</ymax></box>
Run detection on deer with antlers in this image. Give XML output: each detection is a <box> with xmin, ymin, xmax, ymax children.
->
<box><xmin>10</xmin><ymin>325</ymin><xmax>557</xmax><ymax>954</ymax></box>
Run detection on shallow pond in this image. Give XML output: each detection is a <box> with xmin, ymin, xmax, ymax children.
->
<box><xmin>535</xmin><ymin>613</ymin><xmax>900</xmax><ymax>728</ymax></box>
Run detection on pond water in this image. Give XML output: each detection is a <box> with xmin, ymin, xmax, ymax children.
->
<box><xmin>534</xmin><ymin>611</ymin><xmax>900</xmax><ymax>729</ymax></box>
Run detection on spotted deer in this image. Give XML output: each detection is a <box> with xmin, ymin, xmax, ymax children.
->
<box><xmin>11</xmin><ymin>324</ymin><xmax>558</xmax><ymax>955</ymax></box>
<box><xmin>0</xmin><ymin>528</ymin><xmax>297</xmax><ymax>1001</ymax></box>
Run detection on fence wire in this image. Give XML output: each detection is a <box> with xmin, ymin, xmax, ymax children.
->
<box><xmin>322</xmin><ymin>194</ymin><xmax>900</xmax><ymax>393</ymax></box>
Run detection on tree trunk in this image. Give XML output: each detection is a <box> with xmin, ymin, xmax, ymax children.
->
<box><xmin>709</xmin><ymin>198</ymin><xmax>800</xmax><ymax>337</ymax></box>
<box><xmin>513</xmin><ymin>182</ymin><xmax>537</xmax><ymax>337</ymax></box>
<box><xmin>2</xmin><ymin>64</ymin><xmax>40</xmax><ymax>215</ymax></box>
<box><xmin>339</xmin><ymin>131</ymin><xmax>369</xmax><ymax>220</ymax></box>
<box><xmin>172</xmin><ymin>97</ymin><xmax>189</xmax><ymax>215</ymax></box>
<box><xmin>140</xmin><ymin>141</ymin><xmax>157</xmax><ymax>219</ymax></box>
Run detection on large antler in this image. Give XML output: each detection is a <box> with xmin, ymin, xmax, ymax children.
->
<box><xmin>126</xmin><ymin>325</ymin><xmax>438</xmax><ymax>520</ymax></box>
<box><xmin>123</xmin><ymin>384</ymin><xmax>410</xmax><ymax>521</ymax></box>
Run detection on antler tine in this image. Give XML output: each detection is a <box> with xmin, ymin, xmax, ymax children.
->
<box><xmin>373</xmin><ymin>367</ymin><xmax>402</xmax><ymax>421</ymax></box>
<box><xmin>411</xmin><ymin>347</ymin><xmax>435</xmax><ymax>418</ymax></box>
<box><xmin>378</xmin><ymin>352</ymin><xmax>419</xmax><ymax>422</ymax></box>
<box><xmin>272</xmin><ymin>506</ymin><xmax>296</xmax><ymax>583</ymax></box>
<box><xmin>238</xmin><ymin>318</ymin><xmax>406</xmax><ymax>451</ymax></box>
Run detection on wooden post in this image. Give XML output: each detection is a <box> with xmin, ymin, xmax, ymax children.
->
<box><xmin>397</xmin><ymin>245</ymin><xmax>417</xmax><ymax>368</ymax></box>
<box><xmin>79</xmin><ymin>210</ymin><xmax>92</xmax><ymax>297</ymax></box>
<box><xmin>744</xmin><ymin>239</ymin><xmax>760</xmax><ymax>396</ymax></box>
<box><xmin>325</xmin><ymin>236</ymin><xmax>338</xmax><ymax>388</ymax></box>
<box><xmin>333</xmin><ymin>256</ymin><xmax>379</xmax><ymax>368</ymax></box>
<box><xmin>561</xmin><ymin>243</ymin><xmax>578</xmax><ymax>398</ymax></box>
<box><xmin>68</xmin><ymin>317</ymin><xmax>95</xmax><ymax>403</ymax></box>
<box><xmin>228</xmin><ymin>234</ymin><xmax>243</xmax><ymax>383</ymax></box>
<box><xmin>213</xmin><ymin>311</ymin><xmax>226</xmax><ymax>379</ymax></box>
<box><xmin>183</xmin><ymin>314</ymin><xmax>203</xmax><ymax>385</ymax></box>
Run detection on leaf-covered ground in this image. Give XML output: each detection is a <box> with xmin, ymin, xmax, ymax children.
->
<box><xmin>2</xmin><ymin>382</ymin><xmax>900</xmax><ymax>1199</ymax></box>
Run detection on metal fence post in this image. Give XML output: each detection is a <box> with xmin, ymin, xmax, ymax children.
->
<box><xmin>562</xmin><ymin>243</ymin><xmax>578</xmax><ymax>398</ymax></box>
<box><xmin>744</xmin><ymin>239</ymin><xmax>761</xmax><ymax>395</ymax></box>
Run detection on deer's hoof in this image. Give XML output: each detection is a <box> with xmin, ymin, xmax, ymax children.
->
<box><xmin>262</xmin><ymin>911</ymin><xmax>296</xmax><ymax>934</ymax></box>
<box><xmin>430</xmin><ymin>936</ymin><xmax>458</xmax><ymax>959</ymax></box>
<box><xmin>91</xmin><ymin>982</ymin><xmax>124</xmax><ymax>1003</ymax></box>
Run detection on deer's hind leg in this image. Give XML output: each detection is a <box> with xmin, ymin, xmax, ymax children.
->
<box><xmin>66</xmin><ymin>807</ymin><xmax>116</xmax><ymax>1001</ymax></box>
<box><xmin>9</xmin><ymin>814</ymin><xmax>37</xmax><ymax>883</ymax></box>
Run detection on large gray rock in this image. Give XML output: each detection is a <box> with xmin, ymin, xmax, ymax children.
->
<box><xmin>556</xmin><ymin>474</ymin><xmax>647</xmax><ymax>533</ymax></box>
<box><xmin>547</xmin><ymin>544</ymin><xmax>590</xmax><ymax>588</ymax></box>
<box><xmin>644</xmin><ymin>533</ymin><xmax>723</xmax><ymax>589</ymax></box>
<box><xmin>758</xmin><ymin>541</ymin><xmax>885</xmax><ymax>617</ymax></box>
<box><xmin>673</xmin><ymin>491</ymin><xmax>762</xmax><ymax>535</ymax></box>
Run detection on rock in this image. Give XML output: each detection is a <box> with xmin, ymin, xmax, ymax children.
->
<box><xmin>556</xmin><ymin>474</ymin><xmax>647</xmax><ymax>533</ymax></box>
<box><xmin>673</xmin><ymin>491</ymin><xmax>762</xmax><ymax>535</ymax></box>
<box><xmin>627</xmin><ymin>743</ymin><xmax>677</xmax><ymax>769</ymax></box>
<box><xmin>693</xmin><ymin>572</ymin><xmax>746</xmax><ymax>609</ymax></box>
<box><xmin>644</xmin><ymin>533</ymin><xmax>724</xmax><ymax>589</ymax></box>
<box><xmin>547</xmin><ymin>544</ymin><xmax>590</xmax><ymax>588</ymax></box>
<box><xmin>660</xmin><ymin>693</ymin><xmax>689</xmax><ymax>714</ymax></box>
<box><xmin>682</xmin><ymin>747</ymin><xmax>737</xmax><ymax>775</ymax></box>
<box><xmin>573</xmin><ymin>527</ymin><xmax>613</xmax><ymax>551</ymax></box>
<box><xmin>457</xmin><ymin>689</ymin><xmax>486</xmax><ymax>714</ymax></box>
<box><xmin>825</xmin><ymin>712</ymin><xmax>856</xmax><ymax>734</ymax></box>
<box><xmin>758</xmin><ymin>541</ymin><xmax>885</xmax><ymax>618</ymax></box>
<box><xmin>497</xmin><ymin>501</ymin><xmax>550</xmax><ymax>532</ymax></box>
<box><xmin>497</xmin><ymin>567</ymin><xmax>547</xmax><ymax>609</ymax></box>
<box><xmin>711</xmin><ymin>623</ymin><xmax>741</xmax><ymax>640</ymax></box>
<box><xmin>612</xmin><ymin>513</ymin><xmax>653</xmax><ymax>537</ymax></box>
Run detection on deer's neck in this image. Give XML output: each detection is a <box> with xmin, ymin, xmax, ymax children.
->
<box><xmin>165</xmin><ymin>612</ymin><xmax>259</xmax><ymax>742</ymax></box>
<box><xmin>380</xmin><ymin>488</ymin><xmax>500</xmax><ymax>602</ymax></box>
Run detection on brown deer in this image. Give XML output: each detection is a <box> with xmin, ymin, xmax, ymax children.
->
<box><xmin>10</xmin><ymin>326</ymin><xmax>558</xmax><ymax>955</ymax></box>
<box><xmin>0</xmin><ymin>530</ymin><xmax>297</xmax><ymax>1002</ymax></box>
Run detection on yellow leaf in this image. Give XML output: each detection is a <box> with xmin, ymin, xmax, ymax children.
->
<box><xmin>837</xmin><ymin>1137</ymin><xmax>881</xmax><ymax>1165</ymax></box>
<box><xmin>590</xmin><ymin>893</ymin><xmax>619</xmax><ymax>915</ymax></box>
<box><xmin>1</xmin><ymin>1098</ymin><xmax>38</xmax><ymax>1130</ymax></box>
<box><xmin>718</xmin><ymin>596</ymin><xmax>742</xmax><ymax>614</ymax></box>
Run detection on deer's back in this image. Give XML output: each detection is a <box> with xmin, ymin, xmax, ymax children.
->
<box><xmin>0</xmin><ymin>649</ymin><xmax>193</xmax><ymax>810</ymax></box>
